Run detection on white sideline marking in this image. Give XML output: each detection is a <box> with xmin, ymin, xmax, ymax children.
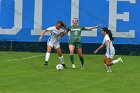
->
<box><xmin>6</xmin><ymin>55</ymin><xmax>44</xmax><ymax>62</ymax></box>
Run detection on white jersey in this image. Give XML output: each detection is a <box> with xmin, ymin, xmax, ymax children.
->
<box><xmin>103</xmin><ymin>34</ymin><xmax>115</xmax><ymax>51</ymax></box>
<box><xmin>47</xmin><ymin>26</ymin><xmax>64</xmax><ymax>44</ymax></box>
<box><xmin>103</xmin><ymin>34</ymin><xmax>115</xmax><ymax>59</ymax></box>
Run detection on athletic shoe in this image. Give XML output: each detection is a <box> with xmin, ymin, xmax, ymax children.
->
<box><xmin>44</xmin><ymin>61</ymin><xmax>48</xmax><ymax>65</ymax></box>
<box><xmin>62</xmin><ymin>64</ymin><xmax>67</xmax><ymax>68</ymax></box>
<box><xmin>118</xmin><ymin>57</ymin><xmax>123</xmax><ymax>64</ymax></box>
<box><xmin>81</xmin><ymin>65</ymin><xmax>84</xmax><ymax>70</ymax></box>
<box><xmin>107</xmin><ymin>70</ymin><xmax>112</xmax><ymax>73</ymax></box>
<box><xmin>72</xmin><ymin>64</ymin><xmax>76</xmax><ymax>69</ymax></box>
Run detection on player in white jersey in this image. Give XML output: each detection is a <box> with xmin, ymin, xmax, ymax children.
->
<box><xmin>39</xmin><ymin>20</ymin><xmax>67</xmax><ymax>68</ymax></box>
<box><xmin>94</xmin><ymin>27</ymin><xmax>123</xmax><ymax>72</ymax></box>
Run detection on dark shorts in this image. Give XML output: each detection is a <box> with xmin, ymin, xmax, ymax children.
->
<box><xmin>69</xmin><ymin>42</ymin><xmax>82</xmax><ymax>48</ymax></box>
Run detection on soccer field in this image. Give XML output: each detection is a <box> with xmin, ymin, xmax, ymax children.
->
<box><xmin>0</xmin><ymin>51</ymin><xmax>139</xmax><ymax>93</ymax></box>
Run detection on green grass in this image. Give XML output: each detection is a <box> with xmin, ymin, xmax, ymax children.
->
<box><xmin>0</xmin><ymin>51</ymin><xmax>140</xmax><ymax>93</ymax></box>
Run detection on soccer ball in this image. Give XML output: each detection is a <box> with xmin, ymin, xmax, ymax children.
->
<box><xmin>56</xmin><ymin>64</ymin><xmax>64</xmax><ymax>70</ymax></box>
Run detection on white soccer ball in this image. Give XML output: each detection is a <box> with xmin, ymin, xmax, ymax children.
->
<box><xmin>56</xmin><ymin>64</ymin><xmax>64</xmax><ymax>70</ymax></box>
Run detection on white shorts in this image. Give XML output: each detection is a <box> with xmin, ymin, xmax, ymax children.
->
<box><xmin>47</xmin><ymin>41</ymin><xmax>60</xmax><ymax>49</ymax></box>
<box><xmin>105</xmin><ymin>49</ymin><xmax>115</xmax><ymax>59</ymax></box>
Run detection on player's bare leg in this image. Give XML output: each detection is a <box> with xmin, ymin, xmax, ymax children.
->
<box><xmin>112</xmin><ymin>57</ymin><xmax>123</xmax><ymax>64</ymax></box>
<box><xmin>44</xmin><ymin>45</ymin><xmax>53</xmax><ymax>65</ymax></box>
<box><xmin>77</xmin><ymin>48</ymin><xmax>84</xmax><ymax>69</ymax></box>
<box><xmin>105</xmin><ymin>56</ymin><xmax>124</xmax><ymax>72</ymax></box>
<box><xmin>105</xmin><ymin>56</ymin><xmax>112</xmax><ymax>72</ymax></box>
<box><xmin>103</xmin><ymin>56</ymin><xmax>107</xmax><ymax>64</ymax></box>
<box><xmin>56</xmin><ymin>47</ymin><xmax>67</xmax><ymax>68</ymax></box>
<box><xmin>69</xmin><ymin>45</ymin><xmax>75</xmax><ymax>68</ymax></box>
<box><xmin>104</xmin><ymin>56</ymin><xmax>109</xmax><ymax>72</ymax></box>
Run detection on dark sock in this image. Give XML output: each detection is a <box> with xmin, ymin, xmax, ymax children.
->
<box><xmin>70</xmin><ymin>55</ymin><xmax>74</xmax><ymax>64</ymax></box>
<box><xmin>80</xmin><ymin>57</ymin><xmax>84</xmax><ymax>66</ymax></box>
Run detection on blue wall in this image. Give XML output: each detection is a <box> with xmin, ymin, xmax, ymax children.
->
<box><xmin>0</xmin><ymin>0</ymin><xmax>140</xmax><ymax>44</ymax></box>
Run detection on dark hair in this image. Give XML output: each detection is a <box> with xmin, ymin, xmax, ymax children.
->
<box><xmin>56</xmin><ymin>20</ymin><xmax>64</xmax><ymax>26</ymax></box>
<box><xmin>102</xmin><ymin>27</ymin><xmax>114</xmax><ymax>41</ymax></box>
<box><xmin>56</xmin><ymin>20</ymin><xmax>68</xmax><ymax>29</ymax></box>
<box><xmin>73</xmin><ymin>18</ymin><xmax>78</xmax><ymax>22</ymax></box>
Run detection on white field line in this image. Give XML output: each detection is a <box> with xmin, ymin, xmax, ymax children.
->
<box><xmin>6</xmin><ymin>55</ymin><xmax>44</xmax><ymax>62</ymax></box>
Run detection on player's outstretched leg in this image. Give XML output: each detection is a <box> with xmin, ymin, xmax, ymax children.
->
<box><xmin>112</xmin><ymin>57</ymin><xmax>123</xmax><ymax>64</ymax></box>
<box><xmin>105</xmin><ymin>57</ymin><xmax>124</xmax><ymax>72</ymax></box>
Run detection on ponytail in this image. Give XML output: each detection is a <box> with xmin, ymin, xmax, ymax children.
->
<box><xmin>56</xmin><ymin>20</ymin><xmax>68</xmax><ymax>30</ymax></box>
<box><xmin>108</xmin><ymin>29</ymin><xmax>114</xmax><ymax>41</ymax></box>
<box><xmin>102</xmin><ymin>27</ymin><xmax>114</xmax><ymax>41</ymax></box>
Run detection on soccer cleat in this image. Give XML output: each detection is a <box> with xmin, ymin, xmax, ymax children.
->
<box><xmin>118</xmin><ymin>57</ymin><xmax>123</xmax><ymax>64</ymax></box>
<box><xmin>107</xmin><ymin>70</ymin><xmax>112</xmax><ymax>73</ymax></box>
<box><xmin>44</xmin><ymin>61</ymin><xmax>48</xmax><ymax>65</ymax></box>
<box><xmin>72</xmin><ymin>64</ymin><xmax>76</xmax><ymax>69</ymax></box>
<box><xmin>107</xmin><ymin>70</ymin><xmax>110</xmax><ymax>73</ymax></box>
<box><xmin>109</xmin><ymin>70</ymin><xmax>112</xmax><ymax>72</ymax></box>
<box><xmin>81</xmin><ymin>65</ymin><xmax>84</xmax><ymax>70</ymax></box>
<box><xmin>62</xmin><ymin>64</ymin><xmax>67</xmax><ymax>68</ymax></box>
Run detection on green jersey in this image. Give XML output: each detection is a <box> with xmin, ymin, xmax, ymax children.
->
<box><xmin>69</xmin><ymin>26</ymin><xmax>85</xmax><ymax>43</ymax></box>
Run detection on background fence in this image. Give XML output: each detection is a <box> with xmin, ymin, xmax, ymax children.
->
<box><xmin>0</xmin><ymin>41</ymin><xmax>140</xmax><ymax>56</ymax></box>
<box><xmin>0</xmin><ymin>0</ymin><xmax>140</xmax><ymax>56</ymax></box>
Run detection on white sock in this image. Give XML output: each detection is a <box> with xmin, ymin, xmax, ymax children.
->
<box><xmin>59</xmin><ymin>56</ymin><xmax>64</xmax><ymax>64</ymax></box>
<box><xmin>45</xmin><ymin>52</ymin><xmax>50</xmax><ymax>61</ymax></box>
<box><xmin>105</xmin><ymin>64</ymin><xmax>112</xmax><ymax>71</ymax></box>
<box><xmin>105</xmin><ymin>64</ymin><xmax>109</xmax><ymax>71</ymax></box>
<box><xmin>112</xmin><ymin>59</ymin><xmax>120</xmax><ymax>64</ymax></box>
<box><xmin>108</xmin><ymin>66</ymin><xmax>112</xmax><ymax>72</ymax></box>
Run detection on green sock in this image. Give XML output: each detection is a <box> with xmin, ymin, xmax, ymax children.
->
<box><xmin>70</xmin><ymin>55</ymin><xmax>74</xmax><ymax>64</ymax></box>
<box><xmin>80</xmin><ymin>57</ymin><xmax>84</xmax><ymax>66</ymax></box>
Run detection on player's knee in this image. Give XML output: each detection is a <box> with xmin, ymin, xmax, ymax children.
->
<box><xmin>58</xmin><ymin>53</ymin><xmax>62</xmax><ymax>57</ymax></box>
<box><xmin>106</xmin><ymin>62</ymin><xmax>112</xmax><ymax>66</ymax></box>
<box><xmin>78</xmin><ymin>54</ymin><xmax>83</xmax><ymax>58</ymax></box>
<box><xmin>47</xmin><ymin>48</ymin><xmax>52</xmax><ymax>53</ymax></box>
<box><xmin>47</xmin><ymin>50</ymin><xmax>51</xmax><ymax>53</ymax></box>
<box><xmin>70</xmin><ymin>51</ymin><xmax>74</xmax><ymax>55</ymax></box>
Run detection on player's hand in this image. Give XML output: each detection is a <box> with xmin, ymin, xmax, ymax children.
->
<box><xmin>39</xmin><ymin>37</ymin><xmax>42</xmax><ymax>41</ymax></box>
<box><xmin>94</xmin><ymin>50</ymin><xmax>98</xmax><ymax>54</ymax></box>
<box><xmin>96</xmin><ymin>24</ymin><xmax>101</xmax><ymax>28</ymax></box>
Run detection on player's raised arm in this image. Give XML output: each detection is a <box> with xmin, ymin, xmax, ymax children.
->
<box><xmin>39</xmin><ymin>29</ymin><xmax>49</xmax><ymax>41</ymax></box>
<box><xmin>62</xmin><ymin>28</ymin><xmax>70</xmax><ymax>36</ymax></box>
<box><xmin>54</xmin><ymin>28</ymin><xmax>70</xmax><ymax>44</ymax></box>
<box><xmin>85</xmin><ymin>24</ymin><xmax>101</xmax><ymax>30</ymax></box>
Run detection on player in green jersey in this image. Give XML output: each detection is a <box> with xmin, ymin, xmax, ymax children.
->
<box><xmin>68</xmin><ymin>18</ymin><xmax>101</xmax><ymax>69</ymax></box>
<box><xmin>57</xmin><ymin>18</ymin><xmax>101</xmax><ymax>69</ymax></box>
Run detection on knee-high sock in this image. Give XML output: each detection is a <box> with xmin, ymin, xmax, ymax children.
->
<box><xmin>70</xmin><ymin>55</ymin><xmax>74</xmax><ymax>64</ymax></box>
<box><xmin>45</xmin><ymin>52</ymin><xmax>50</xmax><ymax>61</ymax></box>
<box><xmin>105</xmin><ymin>64</ymin><xmax>112</xmax><ymax>71</ymax></box>
<box><xmin>59</xmin><ymin>56</ymin><xmax>64</xmax><ymax>64</ymax></box>
<box><xmin>112</xmin><ymin>59</ymin><xmax>119</xmax><ymax>64</ymax></box>
<box><xmin>80</xmin><ymin>57</ymin><xmax>84</xmax><ymax>66</ymax></box>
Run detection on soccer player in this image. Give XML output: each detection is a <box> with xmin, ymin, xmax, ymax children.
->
<box><xmin>39</xmin><ymin>20</ymin><xmax>67</xmax><ymax>68</ymax></box>
<box><xmin>60</xmin><ymin>18</ymin><xmax>101</xmax><ymax>69</ymax></box>
<box><xmin>94</xmin><ymin>27</ymin><xmax>123</xmax><ymax>72</ymax></box>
